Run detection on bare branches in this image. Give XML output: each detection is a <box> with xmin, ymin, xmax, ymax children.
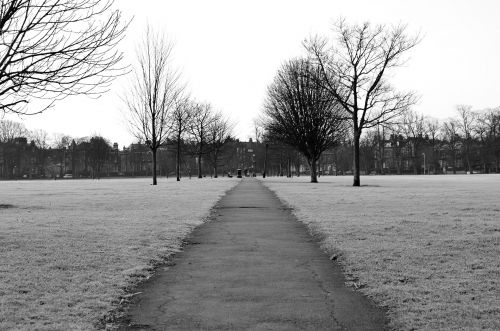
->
<box><xmin>206</xmin><ymin>110</ymin><xmax>233</xmax><ymax>178</ymax></box>
<box><xmin>171</xmin><ymin>95</ymin><xmax>193</xmax><ymax>181</ymax></box>
<box><xmin>123</xmin><ymin>27</ymin><xmax>182</xmax><ymax>185</ymax></box>
<box><xmin>0</xmin><ymin>0</ymin><xmax>129</xmax><ymax>115</ymax></box>
<box><xmin>189</xmin><ymin>101</ymin><xmax>214</xmax><ymax>178</ymax></box>
<box><xmin>171</xmin><ymin>95</ymin><xmax>193</xmax><ymax>142</ymax></box>
<box><xmin>189</xmin><ymin>102</ymin><xmax>214</xmax><ymax>146</ymax></box>
<box><xmin>305</xmin><ymin>19</ymin><xmax>419</xmax><ymax>131</ymax></box>
<box><xmin>304</xmin><ymin>18</ymin><xmax>420</xmax><ymax>185</ymax></box>
<box><xmin>263</xmin><ymin>58</ymin><xmax>347</xmax><ymax>182</ymax></box>
<box><xmin>124</xmin><ymin>27</ymin><xmax>181</xmax><ymax>149</ymax></box>
<box><xmin>0</xmin><ymin>118</ymin><xmax>27</xmax><ymax>142</ymax></box>
<box><xmin>207</xmin><ymin>111</ymin><xmax>233</xmax><ymax>149</ymax></box>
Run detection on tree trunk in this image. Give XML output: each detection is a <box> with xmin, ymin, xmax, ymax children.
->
<box><xmin>152</xmin><ymin>148</ymin><xmax>157</xmax><ymax>185</ymax></box>
<box><xmin>353</xmin><ymin>130</ymin><xmax>361</xmax><ymax>186</ymax></box>
<box><xmin>176</xmin><ymin>133</ymin><xmax>181</xmax><ymax>181</ymax></box>
<box><xmin>413</xmin><ymin>148</ymin><xmax>418</xmax><ymax>174</ymax></box>
<box><xmin>287</xmin><ymin>156</ymin><xmax>291</xmax><ymax>178</ymax></box>
<box><xmin>263</xmin><ymin>143</ymin><xmax>268</xmax><ymax>178</ymax></box>
<box><xmin>310</xmin><ymin>158</ymin><xmax>318</xmax><ymax>183</ymax></box>
<box><xmin>214</xmin><ymin>150</ymin><xmax>218</xmax><ymax>178</ymax></box>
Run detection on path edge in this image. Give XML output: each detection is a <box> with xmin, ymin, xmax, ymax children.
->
<box><xmin>99</xmin><ymin>180</ymin><xmax>242</xmax><ymax>330</ymax></box>
<box><xmin>258</xmin><ymin>178</ymin><xmax>391</xmax><ymax>329</ymax></box>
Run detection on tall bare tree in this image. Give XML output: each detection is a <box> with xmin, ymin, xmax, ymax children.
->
<box><xmin>305</xmin><ymin>19</ymin><xmax>419</xmax><ymax>186</ymax></box>
<box><xmin>171</xmin><ymin>96</ymin><xmax>193</xmax><ymax>181</ymax></box>
<box><xmin>424</xmin><ymin>116</ymin><xmax>441</xmax><ymax>173</ymax></box>
<box><xmin>456</xmin><ymin>105</ymin><xmax>477</xmax><ymax>174</ymax></box>
<box><xmin>51</xmin><ymin>133</ymin><xmax>73</xmax><ymax>177</ymax></box>
<box><xmin>400</xmin><ymin>109</ymin><xmax>426</xmax><ymax>174</ymax></box>
<box><xmin>475</xmin><ymin>107</ymin><xmax>500</xmax><ymax>172</ymax></box>
<box><xmin>189</xmin><ymin>102</ymin><xmax>213</xmax><ymax>179</ymax></box>
<box><xmin>0</xmin><ymin>0</ymin><xmax>128</xmax><ymax>115</ymax></box>
<box><xmin>263</xmin><ymin>58</ymin><xmax>347</xmax><ymax>183</ymax></box>
<box><xmin>124</xmin><ymin>28</ymin><xmax>182</xmax><ymax>185</ymax></box>
<box><xmin>207</xmin><ymin>111</ymin><xmax>233</xmax><ymax>178</ymax></box>
<box><xmin>441</xmin><ymin>119</ymin><xmax>461</xmax><ymax>174</ymax></box>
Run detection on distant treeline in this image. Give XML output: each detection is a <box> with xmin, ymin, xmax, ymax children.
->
<box><xmin>1</xmin><ymin>105</ymin><xmax>499</xmax><ymax>180</ymax></box>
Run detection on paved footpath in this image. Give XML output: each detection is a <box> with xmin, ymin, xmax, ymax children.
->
<box><xmin>119</xmin><ymin>179</ymin><xmax>387</xmax><ymax>330</ymax></box>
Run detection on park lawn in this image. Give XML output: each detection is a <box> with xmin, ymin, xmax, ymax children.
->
<box><xmin>262</xmin><ymin>175</ymin><xmax>500</xmax><ymax>331</ymax></box>
<box><xmin>0</xmin><ymin>177</ymin><xmax>237</xmax><ymax>330</ymax></box>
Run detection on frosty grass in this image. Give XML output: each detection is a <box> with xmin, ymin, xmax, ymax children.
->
<box><xmin>0</xmin><ymin>177</ymin><xmax>237</xmax><ymax>330</ymax></box>
<box><xmin>262</xmin><ymin>174</ymin><xmax>500</xmax><ymax>331</ymax></box>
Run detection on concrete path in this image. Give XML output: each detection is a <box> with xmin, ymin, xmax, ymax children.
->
<box><xmin>119</xmin><ymin>179</ymin><xmax>387</xmax><ymax>330</ymax></box>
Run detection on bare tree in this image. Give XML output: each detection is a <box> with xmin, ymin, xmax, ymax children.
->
<box><xmin>28</xmin><ymin>128</ymin><xmax>50</xmax><ymax>176</ymax></box>
<box><xmin>441</xmin><ymin>119</ymin><xmax>461</xmax><ymax>174</ymax></box>
<box><xmin>263</xmin><ymin>58</ymin><xmax>347</xmax><ymax>183</ymax></box>
<box><xmin>28</xmin><ymin>129</ymin><xmax>49</xmax><ymax>149</ymax></box>
<box><xmin>189</xmin><ymin>102</ymin><xmax>213</xmax><ymax>179</ymax></box>
<box><xmin>207</xmin><ymin>111</ymin><xmax>233</xmax><ymax>178</ymax></box>
<box><xmin>253</xmin><ymin>118</ymin><xmax>264</xmax><ymax>143</ymax></box>
<box><xmin>171</xmin><ymin>96</ymin><xmax>193</xmax><ymax>181</ymax></box>
<box><xmin>305</xmin><ymin>19</ymin><xmax>419</xmax><ymax>186</ymax></box>
<box><xmin>0</xmin><ymin>0</ymin><xmax>128</xmax><ymax>115</ymax></box>
<box><xmin>424</xmin><ymin>116</ymin><xmax>441</xmax><ymax>173</ymax></box>
<box><xmin>400</xmin><ymin>109</ymin><xmax>426</xmax><ymax>174</ymax></box>
<box><xmin>0</xmin><ymin>119</ymin><xmax>28</xmax><ymax>142</ymax></box>
<box><xmin>456</xmin><ymin>105</ymin><xmax>477</xmax><ymax>174</ymax></box>
<box><xmin>124</xmin><ymin>28</ymin><xmax>182</xmax><ymax>185</ymax></box>
<box><xmin>475</xmin><ymin>107</ymin><xmax>500</xmax><ymax>172</ymax></box>
<box><xmin>51</xmin><ymin>133</ymin><xmax>73</xmax><ymax>177</ymax></box>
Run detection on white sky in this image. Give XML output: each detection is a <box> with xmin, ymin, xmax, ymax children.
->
<box><xmin>7</xmin><ymin>0</ymin><xmax>500</xmax><ymax>148</ymax></box>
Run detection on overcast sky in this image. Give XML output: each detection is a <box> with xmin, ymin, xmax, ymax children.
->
<box><xmin>7</xmin><ymin>0</ymin><xmax>500</xmax><ymax>148</ymax></box>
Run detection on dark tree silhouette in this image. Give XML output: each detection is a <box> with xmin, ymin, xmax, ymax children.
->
<box><xmin>88</xmin><ymin>136</ymin><xmax>110</xmax><ymax>179</ymax></box>
<box><xmin>171</xmin><ymin>96</ymin><xmax>193</xmax><ymax>181</ymax></box>
<box><xmin>0</xmin><ymin>0</ymin><xmax>128</xmax><ymax>115</ymax></box>
<box><xmin>305</xmin><ymin>19</ymin><xmax>419</xmax><ymax>186</ymax></box>
<box><xmin>124</xmin><ymin>27</ymin><xmax>182</xmax><ymax>185</ymax></box>
<box><xmin>263</xmin><ymin>58</ymin><xmax>347</xmax><ymax>183</ymax></box>
<box><xmin>207</xmin><ymin>111</ymin><xmax>233</xmax><ymax>178</ymax></box>
<box><xmin>189</xmin><ymin>102</ymin><xmax>213</xmax><ymax>179</ymax></box>
<box><xmin>400</xmin><ymin>109</ymin><xmax>426</xmax><ymax>174</ymax></box>
<box><xmin>456</xmin><ymin>105</ymin><xmax>477</xmax><ymax>174</ymax></box>
<box><xmin>441</xmin><ymin>119</ymin><xmax>461</xmax><ymax>174</ymax></box>
<box><xmin>475</xmin><ymin>108</ymin><xmax>500</xmax><ymax>173</ymax></box>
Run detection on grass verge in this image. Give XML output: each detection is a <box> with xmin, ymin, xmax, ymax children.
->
<box><xmin>0</xmin><ymin>177</ymin><xmax>237</xmax><ymax>330</ymax></box>
<box><xmin>261</xmin><ymin>175</ymin><xmax>500</xmax><ymax>330</ymax></box>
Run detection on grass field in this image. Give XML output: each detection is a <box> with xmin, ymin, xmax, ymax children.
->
<box><xmin>0</xmin><ymin>177</ymin><xmax>237</xmax><ymax>330</ymax></box>
<box><xmin>262</xmin><ymin>175</ymin><xmax>500</xmax><ymax>331</ymax></box>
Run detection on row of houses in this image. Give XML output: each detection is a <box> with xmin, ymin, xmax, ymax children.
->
<box><xmin>0</xmin><ymin>137</ymin><xmax>262</xmax><ymax>179</ymax></box>
<box><xmin>1</xmin><ymin>132</ymin><xmax>499</xmax><ymax>180</ymax></box>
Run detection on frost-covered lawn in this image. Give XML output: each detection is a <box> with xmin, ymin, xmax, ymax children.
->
<box><xmin>262</xmin><ymin>175</ymin><xmax>500</xmax><ymax>331</ymax></box>
<box><xmin>0</xmin><ymin>177</ymin><xmax>237</xmax><ymax>330</ymax></box>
